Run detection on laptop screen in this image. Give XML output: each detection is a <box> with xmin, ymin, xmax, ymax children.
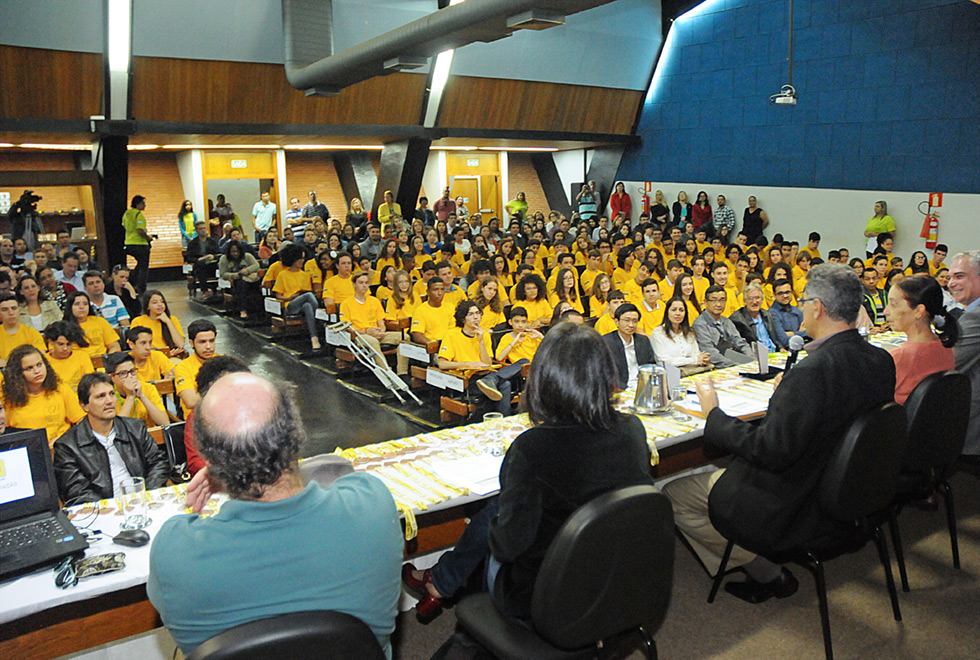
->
<box><xmin>0</xmin><ymin>429</ymin><xmax>59</xmax><ymax>523</ymax></box>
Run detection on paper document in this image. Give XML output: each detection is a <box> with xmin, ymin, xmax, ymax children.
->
<box><xmin>428</xmin><ymin>455</ymin><xmax>504</xmax><ymax>496</ymax></box>
<box><xmin>675</xmin><ymin>392</ymin><xmax>768</xmax><ymax>419</ymax></box>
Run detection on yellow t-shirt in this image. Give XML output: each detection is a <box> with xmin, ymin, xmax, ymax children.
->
<box><xmin>496</xmin><ymin>331</ymin><xmax>541</xmax><ymax>364</ymax></box>
<box><xmin>411</xmin><ymin>302</ymin><xmax>454</xmax><ymax>343</ymax></box>
<box><xmin>0</xmin><ymin>323</ymin><xmax>46</xmax><ymax>361</ymax></box>
<box><xmin>692</xmin><ymin>277</ymin><xmax>710</xmax><ymax>305</ymax></box>
<box><xmin>373</xmin><ymin>257</ymin><xmax>399</xmax><ymax>285</ymax></box>
<box><xmin>622</xmin><ymin>280</ymin><xmax>644</xmax><ymax>307</ymax></box>
<box><xmin>517</xmin><ymin>298</ymin><xmax>553</xmax><ymax>326</ymax></box>
<box><xmin>723</xmin><ymin>285</ymin><xmax>741</xmax><ymax>318</ymax></box>
<box><xmin>412</xmin><ymin>279</ymin><xmax>430</xmax><ymax>300</ymax></box>
<box><xmin>174</xmin><ymin>353</ymin><xmax>208</xmax><ymax>417</ymax></box>
<box><xmin>136</xmin><ymin>350</ymin><xmax>176</xmax><ymax>383</ymax></box>
<box><xmin>384</xmin><ymin>296</ymin><xmax>417</xmax><ymax>322</ymax></box>
<box><xmin>7</xmin><ymin>385</ymin><xmax>86</xmax><ymax>447</ymax></box>
<box><xmin>612</xmin><ymin>267</ymin><xmax>632</xmax><ymax>291</ymax></box>
<box><xmin>116</xmin><ymin>379</ymin><xmax>165</xmax><ymax>426</ymax></box>
<box><xmin>438</xmin><ymin>328</ymin><xmax>494</xmax><ymax>373</ymax></box>
<box><xmin>928</xmin><ymin>261</ymin><xmax>947</xmax><ymax>276</ymax></box>
<box><xmin>580</xmin><ymin>269</ymin><xmax>600</xmax><ymax>296</ymax></box>
<box><xmin>273</xmin><ymin>269</ymin><xmax>313</xmax><ymax>300</ymax></box>
<box><xmin>658</xmin><ymin>278</ymin><xmax>678</xmax><ymax>300</ymax></box>
<box><xmin>479</xmin><ymin>307</ymin><xmax>506</xmax><ymax>330</ymax></box>
<box><xmin>304</xmin><ymin>259</ymin><xmax>323</xmax><ymax>286</ymax></box>
<box><xmin>263</xmin><ymin>261</ymin><xmax>284</xmax><ymax>287</ymax></box>
<box><xmin>638</xmin><ymin>301</ymin><xmax>665</xmax><ymax>336</ymax></box>
<box><xmin>322</xmin><ymin>275</ymin><xmax>354</xmax><ymax>306</ymax></box>
<box><xmin>442</xmin><ymin>286</ymin><xmax>467</xmax><ymax>313</ymax></box>
<box><xmin>590</xmin><ymin>299</ymin><xmax>608</xmax><ymax>319</ymax></box>
<box><xmin>46</xmin><ymin>351</ymin><xmax>95</xmax><ymax>390</ymax></box>
<box><xmin>340</xmin><ymin>295</ymin><xmax>385</xmax><ymax>331</ymax></box>
<box><xmin>77</xmin><ymin>316</ymin><xmax>119</xmax><ymax>358</ymax></box>
<box><xmin>547</xmin><ymin>293</ymin><xmax>585</xmax><ymax>314</ymax></box>
<box><xmin>130</xmin><ymin>314</ymin><xmax>185</xmax><ymax>351</ymax></box>
<box><xmin>594</xmin><ymin>314</ymin><xmax>617</xmax><ymax>335</ymax></box>
<box><xmin>376</xmin><ymin>286</ymin><xmax>392</xmax><ymax>303</ymax></box>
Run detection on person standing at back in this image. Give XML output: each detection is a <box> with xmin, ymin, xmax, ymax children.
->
<box><xmin>122</xmin><ymin>195</ymin><xmax>152</xmax><ymax>294</ymax></box>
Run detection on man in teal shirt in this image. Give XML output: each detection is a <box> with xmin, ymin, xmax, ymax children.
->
<box><xmin>147</xmin><ymin>373</ymin><xmax>402</xmax><ymax>658</ymax></box>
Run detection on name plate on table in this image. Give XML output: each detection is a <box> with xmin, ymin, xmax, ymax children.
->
<box><xmin>217</xmin><ymin>278</ymin><xmax>231</xmax><ymax>289</ymax></box>
<box><xmin>315</xmin><ymin>308</ymin><xmax>331</xmax><ymax>322</ymax></box>
<box><xmin>181</xmin><ymin>264</ymin><xmax>193</xmax><ymax>274</ymax></box>
<box><xmin>264</xmin><ymin>298</ymin><xmax>282</xmax><ymax>315</ymax></box>
<box><xmin>324</xmin><ymin>327</ymin><xmax>347</xmax><ymax>346</ymax></box>
<box><xmin>399</xmin><ymin>343</ymin><xmax>430</xmax><ymax>363</ymax></box>
<box><xmin>426</xmin><ymin>368</ymin><xmax>464</xmax><ymax>392</ymax></box>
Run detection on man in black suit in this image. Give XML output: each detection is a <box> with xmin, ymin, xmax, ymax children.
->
<box><xmin>729</xmin><ymin>282</ymin><xmax>790</xmax><ymax>351</ymax></box>
<box><xmin>601</xmin><ymin>303</ymin><xmax>656</xmax><ymax>390</ymax></box>
<box><xmin>663</xmin><ymin>264</ymin><xmax>895</xmax><ymax>603</ymax></box>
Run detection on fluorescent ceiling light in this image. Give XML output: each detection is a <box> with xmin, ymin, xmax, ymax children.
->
<box><xmin>0</xmin><ymin>143</ymin><xmax>14</xmax><ymax>148</ymax></box>
<box><xmin>107</xmin><ymin>0</ymin><xmax>131</xmax><ymax>73</ymax></box>
<box><xmin>430</xmin><ymin>50</ymin><xmax>454</xmax><ymax>99</ymax></box>
<box><xmin>161</xmin><ymin>145</ymin><xmax>280</xmax><ymax>150</ymax></box>
<box><xmin>282</xmin><ymin>144</ymin><xmax>384</xmax><ymax>150</ymax></box>
<box><xmin>19</xmin><ymin>143</ymin><xmax>91</xmax><ymax>150</ymax></box>
<box><xmin>430</xmin><ymin>146</ymin><xmax>477</xmax><ymax>151</ymax></box>
<box><xmin>127</xmin><ymin>144</ymin><xmax>159</xmax><ymax>150</ymax></box>
<box><xmin>479</xmin><ymin>147</ymin><xmax>558</xmax><ymax>152</ymax></box>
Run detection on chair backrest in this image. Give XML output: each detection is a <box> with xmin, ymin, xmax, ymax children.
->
<box><xmin>161</xmin><ymin>422</ymin><xmax>189</xmax><ymax>482</ymax></box>
<box><xmin>185</xmin><ymin>610</ymin><xmax>385</xmax><ymax>660</ymax></box>
<box><xmin>819</xmin><ymin>402</ymin><xmax>907</xmax><ymax>522</ymax></box>
<box><xmin>530</xmin><ymin>485</ymin><xmax>674</xmax><ymax>650</ymax></box>
<box><xmin>901</xmin><ymin>370</ymin><xmax>971</xmax><ymax>471</ymax></box>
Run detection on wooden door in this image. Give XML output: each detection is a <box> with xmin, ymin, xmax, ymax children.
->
<box><xmin>450</xmin><ymin>178</ymin><xmax>479</xmax><ymax>217</ymax></box>
<box><xmin>445</xmin><ymin>152</ymin><xmax>500</xmax><ymax>220</ymax></box>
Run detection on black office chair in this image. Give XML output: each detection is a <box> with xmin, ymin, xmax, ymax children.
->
<box><xmin>707</xmin><ymin>402</ymin><xmax>907</xmax><ymax>660</ymax></box>
<box><xmin>455</xmin><ymin>485</ymin><xmax>674</xmax><ymax>660</ymax></box>
<box><xmin>161</xmin><ymin>422</ymin><xmax>190</xmax><ymax>484</ymax></box>
<box><xmin>887</xmin><ymin>370</ymin><xmax>971</xmax><ymax>592</ymax></box>
<box><xmin>185</xmin><ymin>610</ymin><xmax>385</xmax><ymax>660</ymax></box>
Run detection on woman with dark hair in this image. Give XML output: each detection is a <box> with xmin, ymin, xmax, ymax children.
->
<box><xmin>548</xmin><ymin>266</ymin><xmax>584</xmax><ymax>314</ymax></box>
<box><xmin>652</xmin><ymin>297</ymin><xmax>711</xmax><ymax>368</ymax></box>
<box><xmin>692</xmin><ymin>191</ymin><xmax>712</xmax><ymax>234</ymax></box>
<box><xmin>63</xmin><ymin>291</ymin><xmax>120</xmax><ymax>358</ymax></box>
<box><xmin>402</xmin><ymin>323</ymin><xmax>654</xmax><ymax>621</ymax></box>
<box><xmin>512</xmin><ymin>273</ymin><xmax>551</xmax><ymax>329</ymax></box>
<box><xmin>273</xmin><ymin>243</ymin><xmax>322</xmax><ymax>353</ymax></box>
<box><xmin>374</xmin><ymin>239</ymin><xmax>402</xmax><ymax>286</ymax></box>
<box><xmin>589</xmin><ymin>272</ymin><xmax>613</xmax><ymax>318</ymax></box>
<box><xmin>489</xmin><ymin>254</ymin><xmax>513</xmax><ymax>292</ymax></box>
<box><xmin>376</xmin><ymin>265</ymin><xmax>395</xmax><ymax>303</ymax></box>
<box><xmin>2</xmin><ymin>344</ymin><xmax>85</xmax><ymax>447</ymax></box>
<box><xmin>177</xmin><ymin>200</ymin><xmax>197</xmax><ymax>247</ymax></box>
<box><xmin>885</xmin><ymin>275</ymin><xmax>958</xmax><ymax>405</ymax></box>
<box><xmin>504</xmin><ymin>191</ymin><xmax>528</xmax><ymax>222</ymax></box>
<box><xmin>905</xmin><ymin>251</ymin><xmax>930</xmax><ymax>276</ymax></box>
<box><xmin>609</xmin><ymin>182</ymin><xmax>631</xmax><ymax>221</ymax></box>
<box><xmin>884</xmin><ymin>268</ymin><xmax>905</xmax><ymax>292</ymax></box>
<box><xmin>130</xmin><ymin>290</ymin><xmax>186</xmax><ymax>356</ymax></box>
<box><xmin>849</xmin><ymin>257</ymin><xmax>866</xmax><ymax>277</ymax></box>
<box><xmin>672</xmin><ymin>273</ymin><xmax>703</xmax><ymax>321</ymax></box>
<box><xmin>473</xmin><ymin>276</ymin><xmax>505</xmax><ymax>329</ymax></box>
<box><xmin>219</xmin><ymin>240</ymin><xmax>261</xmax><ymax>319</ymax></box>
<box><xmin>17</xmin><ymin>273</ymin><xmax>61</xmax><ymax>330</ymax></box>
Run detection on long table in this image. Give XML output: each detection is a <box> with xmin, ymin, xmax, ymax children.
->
<box><xmin>0</xmin><ymin>331</ymin><xmax>907</xmax><ymax>658</ymax></box>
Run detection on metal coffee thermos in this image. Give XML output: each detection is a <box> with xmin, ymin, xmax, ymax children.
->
<box><xmin>633</xmin><ymin>364</ymin><xmax>670</xmax><ymax>414</ymax></box>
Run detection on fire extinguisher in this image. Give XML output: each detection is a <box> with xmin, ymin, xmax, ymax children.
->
<box><xmin>918</xmin><ymin>199</ymin><xmax>940</xmax><ymax>249</ymax></box>
<box><xmin>639</xmin><ymin>182</ymin><xmax>652</xmax><ymax>216</ymax></box>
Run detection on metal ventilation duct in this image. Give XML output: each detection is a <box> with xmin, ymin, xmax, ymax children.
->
<box><xmin>282</xmin><ymin>0</ymin><xmax>618</xmax><ymax>96</ymax></box>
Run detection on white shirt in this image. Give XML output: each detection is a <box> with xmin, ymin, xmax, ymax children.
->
<box><xmin>620</xmin><ymin>333</ymin><xmax>639</xmax><ymax>389</ymax></box>
<box><xmin>92</xmin><ymin>425</ymin><xmax>132</xmax><ymax>497</ymax></box>
<box><xmin>651</xmin><ymin>325</ymin><xmax>701</xmax><ymax>367</ymax></box>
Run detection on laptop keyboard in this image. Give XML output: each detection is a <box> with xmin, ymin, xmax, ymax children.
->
<box><xmin>0</xmin><ymin>518</ymin><xmax>65</xmax><ymax>550</ymax></box>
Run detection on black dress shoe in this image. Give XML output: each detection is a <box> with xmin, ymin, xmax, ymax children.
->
<box><xmin>724</xmin><ymin>567</ymin><xmax>799</xmax><ymax>604</ymax></box>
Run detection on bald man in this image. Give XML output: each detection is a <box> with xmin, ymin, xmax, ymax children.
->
<box><xmin>147</xmin><ymin>374</ymin><xmax>403</xmax><ymax>658</ymax></box>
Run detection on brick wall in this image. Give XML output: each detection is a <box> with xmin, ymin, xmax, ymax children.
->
<box><xmin>0</xmin><ymin>152</ymin><xmax>83</xmax><ymax>214</ymax></box>
<box><xmin>127</xmin><ymin>153</ymin><xmax>185</xmax><ymax>268</ymax></box>
<box><xmin>506</xmin><ymin>153</ymin><xmax>549</xmax><ymax>218</ymax></box>
<box><xmin>284</xmin><ymin>152</ymin><xmax>347</xmax><ymax>220</ymax></box>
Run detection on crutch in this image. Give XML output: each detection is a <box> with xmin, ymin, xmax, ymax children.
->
<box><xmin>327</xmin><ymin>321</ymin><xmax>422</xmax><ymax>405</ymax></box>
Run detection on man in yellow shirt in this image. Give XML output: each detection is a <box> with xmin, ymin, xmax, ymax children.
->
<box><xmin>495</xmin><ymin>306</ymin><xmax>543</xmax><ymax>364</ymax></box>
<box><xmin>710</xmin><ymin>262</ymin><xmax>741</xmax><ymax>317</ymax></box>
<box><xmin>798</xmin><ymin>232</ymin><xmax>822</xmax><ymax>260</ymax></box>
<box><xmin>638</xmin><ymin>279</ymin><xmax>666</xmax><ymax>336</ymax></box>
<box><xmin>659</xmin><ymin>260</ymin><xmax>685</xmax><ymax>299</ymax></box>
<box><xmin>174</xmin><ymin>320</ymin><xmax>217</xmax><ymax>418</ymax></box>
<box><xmin>580</xmin><ymin>249</ymin><xmax>603</xmax><ymax>296</ymax></box>
<box><xmin>0</xmin><ymin>293</ymin><xmax>45</xmax><ymax>367</ymax></box>
<box><xmin>413</xmin><ymin>261</ymin><xmax>437</xmax><ymax>299</ymax></box>
<box><xmin>593</xmin><ymin>290</ymin><xmax>626</xmax><ymax>335</ymax></box>
<box><xmin>43</xmin><ymin>321</ymin><xmax>95</xmax><ymax>391</ymax></box>
<box><xmin>105</xmin><ymin>352</ymin><xmax>169</xmax><ymax>427</ymax></box>
<box><xmin>612</xmin><ymin>247</ymin><xmax>635</xmax><ymax>291</ymax></box>
<box><xmin>436</xmin><ymin>261</ymin><xmax>466</xmax><ymax>311</ymax></box>
<box><xmin>340</xmin><ymin>272</ymin><xmax>408</xmax><ymax>374</ymax></box>
<box><xmin>437</xmin><ymin>300</ymin><xmax>524</xmax><ymax>415</ymax></box>
<box><xmin>928</xmin><ymin>244</ymin><xmax>948</xmax><ymax>276</ymax></box>
<box><xmin>410</xmin><ymin>279</ymin><xmax>454</xmax><ymax>346</ymax></box>
<box><xmin>127</xmin><ymin>326</ymin><xmax>176</xmax><ymax>382</ymax></box>
<box><xmin>322</xmin><ymin>252</ymin><xmax>355</xmax><ymax>307</ymax></box>
<box><xmin>623</xmin><ymin>260</ymin><xmax>652</xmax><ymax>306</ymax></box>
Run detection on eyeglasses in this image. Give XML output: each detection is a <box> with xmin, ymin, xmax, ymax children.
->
<box><xmin>706</xmin><ymin>297</ymin><xmax>727</xmax><ymax>304</ymax></box>
<box><xmin>112</xmin><ymin>368</ymin><xmax>137</xmax><ymax>377</ymax></box>
<box><xmin>798</xmin><ymin>297</ymin><xmax>818</xmax><ymax>306</ymax></box>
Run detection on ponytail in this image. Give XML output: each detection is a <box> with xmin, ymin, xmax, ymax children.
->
<box><xmin>895</xmin><ymin>275</ymin><xmax>959</xmax><ymax>348</ymax></box>
<box><xmin>935</xmin><ymin>308</ymin><xmax>960</xmax><ymax>349</ymax></box>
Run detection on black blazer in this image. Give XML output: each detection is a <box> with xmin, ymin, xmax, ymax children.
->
<box><xmin>706</xmin><ymin>329</ymin><xmax>896</xmax><ymax>555</ymax></box>
<box><xmin>601</xmin><ymin>330</ymin><xmax>657</xmax><ymax>389</ymax></box>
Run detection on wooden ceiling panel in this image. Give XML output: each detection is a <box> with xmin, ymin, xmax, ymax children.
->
<box><xmin>0</xmin><ymin>46</ymin><xmax>103</xmax><ymax>120</ymax></box>
<box><xmin>131</xmin><ymin>57</ymin><xmax>426</xmax><ymax>126</ymax></box>
<box><xmin>437</xmin><ymin>76</ymin><xmax>643</xmax><ymax>135</ymax></box>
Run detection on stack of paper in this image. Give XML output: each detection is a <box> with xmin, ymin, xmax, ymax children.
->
<box><xmin>428</xmin><ymin>455</ymin><xmax>504</xmax><ymax>495</ymax></box>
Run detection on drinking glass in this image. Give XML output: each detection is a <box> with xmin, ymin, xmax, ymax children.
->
<box><xmin>119</xmin><ymin>477</ymin><xmax>152</xmax><ymax>530</ymax></box>
<box><xmin>483</xmin><ymin>412</ymin><xmax>506</xmax><ymax>456</ymax></box>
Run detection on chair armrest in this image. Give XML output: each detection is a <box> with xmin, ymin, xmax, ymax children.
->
<box><xmin>386</xmin><ymin>318</ymin><xmax>411</xmax><ymax>331</ymax></box>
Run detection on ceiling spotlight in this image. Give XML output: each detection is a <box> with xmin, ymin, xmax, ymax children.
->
<box><xmin>770</xmin><ymin>84</ymin><xmax>797</xmax><ymax>105</ymax></box>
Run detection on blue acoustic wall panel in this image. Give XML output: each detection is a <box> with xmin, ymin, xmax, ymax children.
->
<box><xmin>618</xmin><ymin>0</ymin><xmax>980</xmax><ymax>193</ymax></box>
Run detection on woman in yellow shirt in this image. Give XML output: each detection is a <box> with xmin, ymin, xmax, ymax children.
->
<box><xmin>489</xmin><ymin>255</ymin><xmax>514</xmax><ymax>294</ymax></box>
<box><xmin>376</xmin><ymin>265</ymin><xmax>396</xmax><ymax>303</ymax></box>
<box><xmin>497</xmin><ymin>238</ymin><xmax>520</xmax><ymax>275</ymax></box>
<box><xmin>272</xmin><ymin>244</ymin><xmax>322</xmax><ymax>352</ymax></box>
<box><xmin>130</xmin><ymin>290</ymin><xmax>186</xmax><ymax>357</ymax></box>
<box><xmin>42</xmin><ymin>321</ymin><xmax>94</xmax><ymax>391</ymax></box>
<box><xmin>548</xmin><ymin>267</ymin><xmax>585</xmax><ymax>314</ymax></box>
<box><xmin>2</xmin><ymin>344</ymin><xmax>85</xmax><ymax>447</ymax></box>
<box><xmin>64</xmin><ymin>291</ymin><xmax>120</xmax><ymax>359</ymax></box>
<box><xmin>385</xmin><ymin>270</ymin><xmax>417</xmax><ymax>322</ymax></box>
<box><xmin>588</xmin><ymin>273</ymin><xmax>613</xmax><ymax>319</ymax></box>
<box><xmin>473</xmin><ymin>277</ymin><xmax>506</xmax><ymax>330</ymax></box>
<box><xmin>673</xmin><ymin>274</ymin><xmax>703</xmax><ymax>321</ymax></box>
<box><xmin>512</xmin><ymin>274</ymin><xmax>552</xmax><ymax>329</ymax></box>
<box><xmin>373</xmin><ymin>239</ymin><xmax>403</xmax><ymax>285</ymax></box>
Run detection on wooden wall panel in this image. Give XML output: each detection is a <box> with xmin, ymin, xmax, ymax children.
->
<box><xmin>131</xmin><ymin>57</ymin><xmax>426</xmax><ymax>126</ymax></box>
<box><xmin>437</xmin><ymin>76</ymin><xmax>643</xmax><ymax>135</ymax></box>
<box><xmin>0</xmin><ymin>46</ymin><xmax>103</xmax><ymax>120</ymax></box>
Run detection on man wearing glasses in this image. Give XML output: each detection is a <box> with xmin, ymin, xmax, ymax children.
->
<box><xmin>104</xmin><ymin>352</ymin><xmax>170</xmax><ymax>428</ymax></box>
<box><xmin>601</xmin><ymin>303</ymin><xmax>656</xmax><ymax>390</ymax></box>
<box><xmin>692</xmin><ymin>285</ymin><xmax>755</xmax><ymax>368</ymax></box>
<box><xmin>768</xmin><ymin>279</ymin><xmax>804</xmax><ymax>337</ymax></box>
<box><xmin>663</xmin><ymin>264</ymin><xmax>895</xmax><ymax>603</ymax></box>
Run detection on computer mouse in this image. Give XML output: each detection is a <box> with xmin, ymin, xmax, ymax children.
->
<box><xmin>112</xmin><ymin>529</ymin><xmax>150</xmax><ymax>548</ymax></box>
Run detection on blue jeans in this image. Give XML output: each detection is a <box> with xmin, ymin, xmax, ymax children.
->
<box><xmin>474</xmin><ymin>359</ymin><xmax>528</xmax><ymax>415</ymax></box>
<box><xmin>430</xmin><ymin>498</ymin><xmax>499</xmax><ymax>599</ymax></box>
<box><xmin>286</xmin><ymin>292</ymin><xmax>319</xmax><ymax>338</ymax></box>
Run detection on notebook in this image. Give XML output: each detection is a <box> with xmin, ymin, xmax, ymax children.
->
<box><xmin>0</xmin><ymin>429</ymin><xmax>89</xmax><ymax>582</ymax></box>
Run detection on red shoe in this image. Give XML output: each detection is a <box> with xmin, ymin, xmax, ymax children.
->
<box><xmin>401</xmin><ymin>563</ymin><xmax>427</xmax><ymax>594</ymax></box>
<box><xmin>401</xmin><ymin>563</ymin><xmax>445</xmax><ymax>623</ymax></box>
<box><xmin>415</xmin><ymin>593</ymin><xmax>444</xmax><ymax>622</ymax></box>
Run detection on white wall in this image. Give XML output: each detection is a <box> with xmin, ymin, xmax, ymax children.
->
<box><xmin>420</xmin><ymin>151</ymin><xmax>447</xmax><ymax>208</ymax></box>
<box><xmin>175</xmin><ymin>150</ymin><xmax>205</xmax><ymax>227</ymax></box>
<box><xmin>614</xmin><ymin>181</ymin><xmax>979</xmax><ymax>260</ymax></box>
<box><xmin>552</xmin><ymin>149</ymin><xmax>594</xmax><ymax>205</ymax></box>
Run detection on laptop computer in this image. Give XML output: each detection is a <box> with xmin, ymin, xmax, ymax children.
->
<box><xmin>0</xmin><ymin>429</ymin><xmax>89</xmax><ymax>582</ymax></box>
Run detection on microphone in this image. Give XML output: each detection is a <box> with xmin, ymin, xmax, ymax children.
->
<box><xmin>783</xmin><ymin>335</ymin><xmax>805</xmax><ymax>371</ymax></box>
